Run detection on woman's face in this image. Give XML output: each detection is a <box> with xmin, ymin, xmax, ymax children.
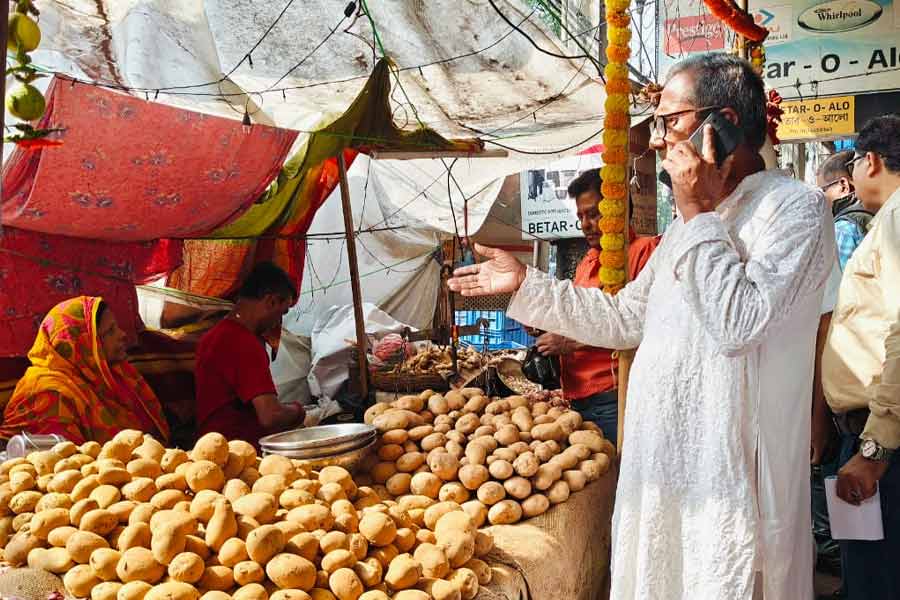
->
<box><xmin>98</xmin><ymin>309</ymin><xmax>128</xmax><ymax>363</ymax></box>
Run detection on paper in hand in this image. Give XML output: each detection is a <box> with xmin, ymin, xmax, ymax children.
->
<box><xmin>825</xmin><ymin>476</ymin><xmax>884</xmax><ymax>541</ymax></box>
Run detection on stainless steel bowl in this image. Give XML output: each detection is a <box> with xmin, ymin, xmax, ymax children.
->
<box><xmin>259</xmin><ymin>423</ymin><xmax>376</xmax><ymax>452</ymax></box>
<box><xmin>261</xmin><ymin>432</ymin><xmax>376</xmax><ymax>459</ymax></box>
<box><xmin>263</xmin><ymin>439</ymin><xmax>376</xmax><ymax>473</ymax></box>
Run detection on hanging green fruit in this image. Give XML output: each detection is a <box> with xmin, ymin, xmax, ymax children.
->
<box><xmin>6</xmin><ymin>83</ymin><xmax>46</xmax><ymax>121</ymax></box>
<box><xmin>7</xmin><ymin>12</ymin><xmax>42</xmax><ymax>53</ymax></box>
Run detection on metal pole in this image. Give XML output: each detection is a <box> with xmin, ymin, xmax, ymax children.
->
<box><xmin>337</xmin><ymin>152</ymin><xmax>369</xmax><ymax>400</ymax></box>
<box><xmin>1</xmin><ymin>0</ymin><xmax>10</xmax><ymax>180</ymax></box>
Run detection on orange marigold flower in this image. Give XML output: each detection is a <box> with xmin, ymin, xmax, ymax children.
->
<box><xmin>599</xmin><ymin>199</ymin><xmax>626</xmax><ymax>216</ymax></box>
<box><xmin>606</xmin><ymin>0</ymin><xmax>630</xmax><ymax>12</ymax></box>
<box><xmin>602</xmin><ymin>147</ymin><xmax>628</xmax><ymax>165</ymax></box>
<box><xmin>607</xmin><ymin>11</ymin><xmax>631</xmax><ymax>28</ymax></box>
<box><xmin>600</xmin><ymin>233</ymin><xmax>625</xmax><ymax>251</ymax></box>
<box><xmin>608</xmin><ymin>25</ymin><xmax>632</xmax><ymax>46</ymax></box>
<box><xmin>601</xmin><ymin>181</ymin><xmax>627</xmax><ymax>199</ymax></box>
<box><xmin>605</xmin><ymin>79</ymin><xmax>631</xmax><ymax>95</ymax></box>
<box><xmin>605</xmin><ymin>43</ymin><xmax>631</xmax><ymax>64</ymax></box>
<box><xmin>599</xmin><ymin>250</ymin><xmax>626</xmax><ymax>268</ymax></box>
<box><xmin>599</xmin><ymin>266</ymin><xmax>627</xmax><ymax>286</ymax></box>
<box><xmin>604</xmin><ymin>62</ymin><xmax>628</xmax><ymax>80</ymax></box>
<box><xmin>601</xmin><ymin>164</ymin><xmax>627</xmax><ymax>183</ymax></box>
<box><xmin>605</xmin><ymin>112</ymin><xmax>630</xmax><ymax>129</ymax></box>
<box><xmin>598</xmin><ymin>216</ymin><xmax>626</xmax><ymax>234</ymax></box>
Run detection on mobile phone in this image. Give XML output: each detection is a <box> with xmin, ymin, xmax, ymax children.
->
<box><xmin>689</xmin><ymin>110</ymin><xmax>743</xmax><ymax>166</ymax></box>
<box><xmin>658</xmin><ymin>110</ymin><xmax>743</xmax><ymax>187</ymax></box>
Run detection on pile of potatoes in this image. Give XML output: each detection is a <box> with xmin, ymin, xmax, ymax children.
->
<box><xmin>360</xmin><ymin>388</ymin><xmax>613</xmax><ymax>526</ymax></box>
<box><xmin>0</xmin><ymin>430</ymin><xmax>495</xmax><ymax>600</ymax></box>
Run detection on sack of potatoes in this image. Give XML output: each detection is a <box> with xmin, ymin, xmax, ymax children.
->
<box><xmin>362</xmin><ymin>387</ymin><xmax>613</xmax><ymax>525</ymax></box>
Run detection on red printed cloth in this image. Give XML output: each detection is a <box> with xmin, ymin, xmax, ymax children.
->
<box><xmin>2</xmin><ymin>78</ymin><xmax>297</xmax><ymax>241</ymax></box>
<box><xmin>0</xmin><ymin>226</ymin><xmax>182</xmax><ymax>357</ymax></box>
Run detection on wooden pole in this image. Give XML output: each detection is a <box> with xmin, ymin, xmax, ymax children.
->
<box><xmin>337</xmin><ymin>152</ymin><xmax>369</xmax><ymax>400</ymax></box>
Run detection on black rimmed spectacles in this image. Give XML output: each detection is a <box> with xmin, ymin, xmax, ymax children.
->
<box><xmin>650</xmin><ymin>105</ymin><xmax>722</xmax><ymax>138</ymax></box>
<box><xmin>845</xmin><ymin>154</ymin><xmax>866</xmax><ymax>173</ymax></box>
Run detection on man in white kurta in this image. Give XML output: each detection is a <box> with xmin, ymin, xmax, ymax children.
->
<box><xmin>450</xmin><ymin>55</ymin><xmax>834</xmax><ymax>600</ymax></box>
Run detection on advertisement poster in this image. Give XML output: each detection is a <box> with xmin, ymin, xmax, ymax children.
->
<box><xmin>750</xmin><ymin>0</ymin><xmax>900</xmax><ymax>99</ymax></box>
<box><xmin>519</xmin><ymin>152</ymin><xmax>602</xmax><ymax>241</ymax></box>
<box><xmin>658</xmin><ymin>0</ymin><xmax>900</xmax><ymax>100</ymax></box>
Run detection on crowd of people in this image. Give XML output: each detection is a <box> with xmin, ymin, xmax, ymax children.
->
<box><xmin>449</xmin><ymin>54</ymin><xmax>900</xmax><ymax>600</ymax></box>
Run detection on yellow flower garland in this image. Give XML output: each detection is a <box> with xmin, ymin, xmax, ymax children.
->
<box><xmin>599</xmin><ymin>0</ymin><xmax>632</xmax><ymax>292</ymax></box>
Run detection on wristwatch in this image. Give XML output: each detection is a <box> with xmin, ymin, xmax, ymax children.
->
<box><xmin>860</xmin><ymin>438</ymin><xmax>895</xmax><ymax>462</ymax></box>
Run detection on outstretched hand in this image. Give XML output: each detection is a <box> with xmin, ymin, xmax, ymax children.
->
<box><xmin>447</xmin><ymin>243</ymin><xmax>527</xmax><ymax>296</ymax></box>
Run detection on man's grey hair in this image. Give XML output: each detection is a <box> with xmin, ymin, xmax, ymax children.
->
<box><xmin>666</xmin><ymin>54</ymin><xmax>768</xmax><ymax>151</ymax></box>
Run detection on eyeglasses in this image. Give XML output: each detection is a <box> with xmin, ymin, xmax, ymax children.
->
<box><xmin>845</xmin><ymin>154</ymin><xmax>867</xmax><ymax>173</ymax></box>
<box><xmin>650</xmin><ymin>105</ymin><xmax>722</xmax><ymax>138</ymax></box>
<box><xmin>819</xmin><ymin>179</ymin><xmax>842</xmax><ymax>192</ymax></box>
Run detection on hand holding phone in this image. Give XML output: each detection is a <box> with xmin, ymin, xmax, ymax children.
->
<box><xmin>660</xmin><ymin>110</ymin><xmax>742</xmax><ymax>221</ymax></box>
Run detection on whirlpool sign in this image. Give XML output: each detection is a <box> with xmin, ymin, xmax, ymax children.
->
<box><xmin>748</xmin><ymin>0</ymin><xmax>900</xmax><ymax>98</ymax></box>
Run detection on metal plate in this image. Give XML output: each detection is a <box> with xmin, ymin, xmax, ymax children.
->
<box><xmin>263</xmin><ymin>439</ymin><xmax>376</xmax><ymax>473</ymax></box>
<box><xmin>258</xmin><ymin>423</ymin><xmax>376</xmax><ymax>451</ymax></box>
<box><xmin>261</xmin><ymin>432</ymin><xmax>375</xmax><ymax>459</ymax></box>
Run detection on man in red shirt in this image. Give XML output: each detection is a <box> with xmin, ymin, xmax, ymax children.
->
<box><xmin>535</xmin><ymin>170</ymin><xmax>660</xmax><ymax>445</ymax></box>
<box><xmin>195</xmin><ymin>261</ymin><xmax>305</xmax><ymax>447</ymax></box>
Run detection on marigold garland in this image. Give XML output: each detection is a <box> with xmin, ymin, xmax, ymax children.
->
<box><xmin>599</xmin><ymin>250</ymin><xmax>627</xmax><ymax>269</ymax></box>
<box><xmin>703</xmin><ymin>0</ymin><xmax>768</xmax><ymax>42</ymax></box>
<box><xmin>600</xmin><ymin>0</ymin><xmax>632</xmax><ymax>292</ymax></box>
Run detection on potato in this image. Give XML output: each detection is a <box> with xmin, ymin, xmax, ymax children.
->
<box><xmin>317</xmin><ymin>531</ymin><xmax>347</xmax><ymax>555</ymax></box>
<box><xmin>453</xmin><ymin>414</ymin><xmax>480</xmax><ymax>436</ymax></box>
<box><xmin>65</xmin><ymin>563</ymin><xmax>102</xmax><ymax>597</ymax></box>
<box><xmin>126</xmin><ymin>459</ymin><xmax>162</xmax><ymax>481</ymax></box>
<box><xmin>281</xmin><ymin>532</ymin><xmax>317</xmax><ymax>563</ymax></box>
<box><xmin>447</xmin><ymin>567</ymin><xmax>479</xmax><ymax>600</ymax></box>
<box><xmin>487</xmin><ymin>500</ymin><xmax>522</xmax><ymax>525</ymax></box>
<box><xmin>437</xmin><ymin>529</ymin><xmax>475</xmax><ymax>569</ymax></box>
<box><xmin>255</xmin><ymin>474</ymin><xmax>291</xmax><ymax>499</ymax></box>
<box><xmin>64</xmin><ymin>530</ymin><xmax>109</xmax><ymax>564</ymax></box>
<box><xmin>159</xmin><ymin>450</ymin><xmax>189</xmax><ymax>475</ymax></box>
<box><xmin>145</xmin><ymin>582</ymin><xmax>200</xmax><ymax>600</ymax></box>
<box><xmin>287</xmin><ymin>504</ymin><xmax>333</xmax><ymax>532</ymax></box>
<box><xmin>373</xmin><ymin>411</ymin><xmax>409</xmax><ymax>433</ymax></box>
<box><xmin>168</xmin><ymin>552</ymin><xmax>206</xmax><ymax>583</ymax></box>
<box><xmin>457</xmin><ymin>465</ymin><xmax>488</xmax><ymax>491</ymax></box>
<box><xmin>444</xmin><ymin>441</ymin><xmax>464</xmax><ymax>461</ymax></box>
<box><xmin>562</xmin><ymin>469</ymin><xmax>587</xmax><ymax>492</ymax></box>
<box><xmin>364</xmin><ymin>402</ymin><xmax>392</xmax><ymax>425</ymax></box>
<box><xmin>532</xmin><ymin>462</ymin><xmax>563</xmax><ymax>491</ymax></box>
<box><xmin>395</xmin><ymin>453</ymin><xmax>425</xmax><ymax>474</ymax></box>
<box><xmin>151</xmin><ymin>490</ymin><xmax>188</xmax><ymax>509</ymax></box>
<box><xmin>10</xmin><ymin>470</ymin><xmax>36</xmax><ymax>493</ymax></box>
<box><xmin>392</xmin><ymin>592</ymin><xmax>429</xmax><ymax>600</ymax></box>
<box><xmin>412</xmin><ymin>543</ymin><xmax>450</xmax><ymax>579</ymax></box>
<box><xmin>198</xmin><ymin>566</ymin><xmax>235</xmax><ymax>592</ymax></box>
<box><xmin>198</xmin><ymin>593</ymin><xmax>232</xmax><ymax>600</ymax></box>
<box><xmin>260</xmin><ymin>553</ymin><xmax>315</xmax><ymax>590</ymax></box>
<box><xmin>79</xmin><ymin>508</ymin><xmax>117</xmax><ymax>536</ymax></box>
<box><xmin>10</xmin><ymin>490</ymin><xmax>42</xmax><ymax>514</ymax></box>
<box><xmin>118</xmin><ymin>478</ymin><xmax>157</xmax><ymax>504</ymax></box>
<box><xmin>28</xmin><ymin>507</ymin><xmax>68</xmax><ymax>539</ymax></box>
<box><xmin>128</xmin><ymin>503</ymin><xmax>157</xmax><ymax>526</ymax></box>
<box><xmin>88</xmin><ymin>547</ymin><xmax>122</xmax><ymax>581</ymax></box>
<box><xmin>512</xmin><ymin>452</ymin><xmax>539</xmax><ymax>478</ymax></box>
<box><xmin>568</xmin><ymin>429</ymin><xmax>605</xmax><ymax>452</ymax></box>
<box><xmin>116</xmin><ymin>547</ymin><xmax>165</xmax><ymax>583</ymax></box>
<box><xmin>422</xmin><ymin>451</ymin><xmax>457</xmax><ymax>482</ymax></box>
<box><xmin>376</xmin><ymin>444</ymin><xmax>404</xmax><ymax>462</ymax></box>
<box><xmin>328</xmin><ymin>567</ymin><xmax>362</xmax><ymax>600</ymax></box>
<box><xmin>232</xmin><ymin>584</ymin><xmax>267</xmax><ymax>600</ymax></box>
<box><xmin>233</xmin><ymin>561</ymin><xmax>266</xmax><ymax>586</ymax></box>
<box><xmin>3</xmin><ymin>532</ymin><xmax>41</xmax><ymax>565</ymax></box>
<box><xmin>270</xmin><ymin>592</ymin><xmax>312</xmax><ymax>600</ymax></box>
<box><xmin>384</xmin><ymin>553</ymin><xmax>421</xmax><ymax>590</ymax></box>
<box><xmin>218</xmin><ymin>538</ymin><xmax>249</xmax><ymax>568</ymax></box>
<box><xmin>184</xmin><ymin>461</ymin><xmax>225</xmax><ymax>494</ymax></box>
<box><xmin>192</xmin><ymin>433</ymin><xmax>230</xmax><ymax>467</ymax></box>
<box><xmin>118</xmin><ymin>581</ymin><xmax>153</xmax><ymax>600</ymax></box>
<box><xmin>98</xmin><ymin>466</ymin><xmax>132</xmax><ymax>487</ymax></box>
<box><xmin>233</xmin><ymin>493</ymin><xmax>277</xmax><ymax>525</ymax></box>
<box><xmin>245</xmin><ymin>525</ymin><xmax>285</xmax><ymax>564</ymax></box>
<box><xmin>493</xmin><ymin>424</ymin><xmax>520</xmax><ymax>447</ymax></box>
<box><xmin>320</xmin><ymin>549</ymin><xmax>356</xmax><ymax>575</ymax></box>
<box><xmin>579</xmin><ymin>456</ymin><xmax>608</xmax><ymax>482</ymax></box>
<box><xmin>370</xmin><ymin>463</ymin><xmax>396</xmax><ymax>485</ymax></box>
<box><xmin>358</xmin><ymin>512</ymin><xmax>396</xmax><ymax>547</ymax></box>
<box><xmin>472</xmin><ymin>481</ymin><xmax>504</xmax><ymax>506</ymax></box>
<box><xmin>115</xmin><ymin>522</ymin><xmax>151</xmax><ymax>552</ymax></box>
<box><xmin>46</xmin><ymin>524</ymin><xmax>76</xmax><ymax>548</ymax></box>
<box><xmin>35</xmin><ymin>491</ymin><xmax>74</xmax><ymax>513</ymax></box>
<box><xmin>152</xmin><ymin>521</ymin><xmax>187</xmax><ymax>565</ymax></box>
<box><xmin>92</xmin><ymin>582</ymin><xmax>125</xmax><ymax>600</ymax></box>
<box><xmin>12</xmin><ymin>512</ymin><xmax>33</xmax><ymax>532</ymax></box>
<box><xmin>28</xmin><ymin>547</ymin><xmax>75</xmax><ymax>574</ymax></box>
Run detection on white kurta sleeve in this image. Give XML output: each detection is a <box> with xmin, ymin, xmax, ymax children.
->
<box><xmin>667</xmin><ymin>187</ymin><xmax>831</xmax><ymax>357</ymax></box>
<box><xmin>506</xmin><ymin>250</ymin><xmax>659</xmax><ymax>350</ymax></box>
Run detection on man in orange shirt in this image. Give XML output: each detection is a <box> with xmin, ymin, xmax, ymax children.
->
<box><xmin>534</xmin><ymin>169</ymin><xmax>660</xmax><ymax>445</ymax></box>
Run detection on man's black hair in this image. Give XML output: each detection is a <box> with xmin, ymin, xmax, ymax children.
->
<box><xmin>567</xmin><ymin>169</ymin><xmax>602</xmax><ymax>199</ymax></box>
<box><xmin>856</xmin><ymin>114</ymin><xmax>900</xmax><ymax>173</ymax></box>
<box><xmin>666</xmin><ymin>54</ymin><xmax>768</xmax><ymax>151</ymax></box>
<box><xmin>818</xmin><ymin>150</ymin><xmax>854</xmax><ymax>182</ymax></box>
<box><xmin>238</xmin><ymin>261</ymin><xmax>297</xmax><ymax>301</ymax></box>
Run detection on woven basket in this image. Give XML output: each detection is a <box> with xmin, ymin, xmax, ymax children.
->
<box><xmin>370</xmin><ymin>370</ymin><xmax>449</xmax><ymax>393</ymax></box>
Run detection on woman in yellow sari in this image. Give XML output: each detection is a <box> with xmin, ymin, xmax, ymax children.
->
<box><xmin>0</xmin><ymin>296</ymin><xmax>169</xmax><ymax>444</ymax></box>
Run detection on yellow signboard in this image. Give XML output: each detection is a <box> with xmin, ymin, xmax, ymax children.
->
<box><xmin>777</xmin><ymin>96</ymin><xmax>855</xmax><ymax>141</ymax></box>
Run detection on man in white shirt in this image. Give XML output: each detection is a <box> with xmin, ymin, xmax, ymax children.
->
<box><xmin>449</xmin><ymin>54</ymin><xmax>833</xmax><ymax>600</ymax></box>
